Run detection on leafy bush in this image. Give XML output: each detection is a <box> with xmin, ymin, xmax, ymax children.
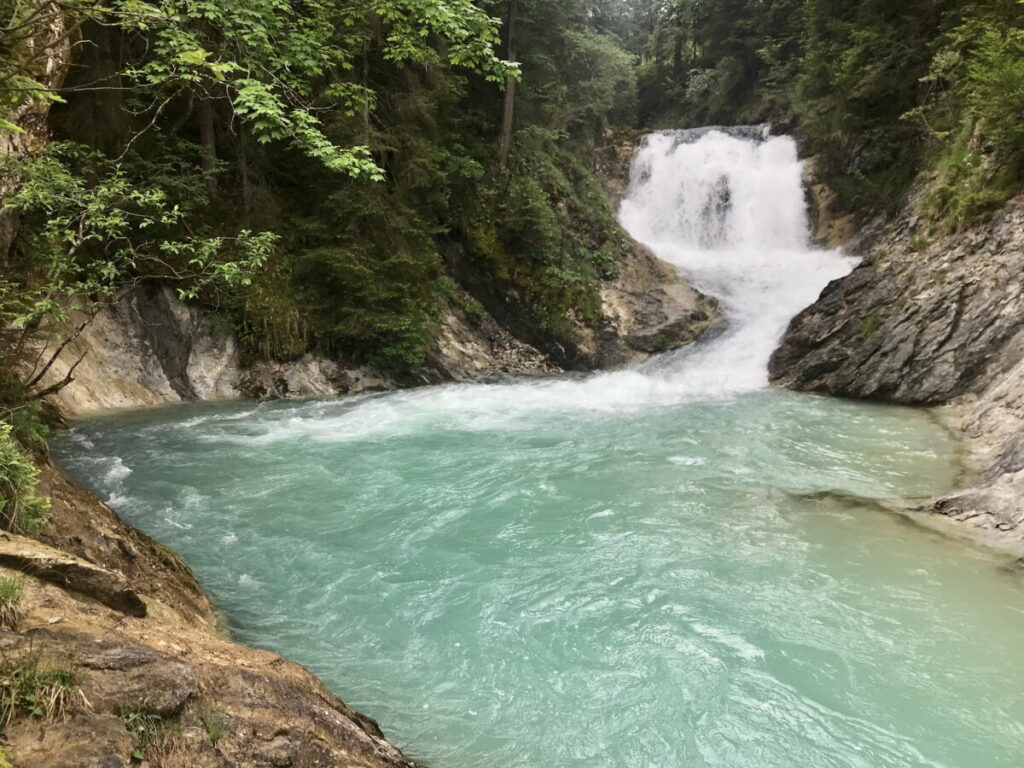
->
<box><xmin>0</xmin><ymin>424</ymin><xmax>49</xmax><ymax>534</ymax></box>
<box><xmin>461</xmin><ymin>128</ymin><xmax>629</xmax><ymax>345</ymax></box>
<box><xmin>916</xmin><ymin>12</ymin><xmax>1024</xmax><ymax>229</ymax></box>
<box><xmin>965</xmin><ymin>28</ymin><xmax>1024</xmax><ymax>157</ymax></box>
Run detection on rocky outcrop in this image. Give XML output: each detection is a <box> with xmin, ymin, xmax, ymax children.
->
<box><xmin>770</xmin><ymin>190</ymin><xmax>1024</xmax><ymax>553</ymax></box>
<box><xmin>35</xmin><ymin>283</ymin><xmax>399</xmax><ymax>418</ymax></box>
<box><xmin>0</xmin><ymin>460</ymin><xmax>416</xmax><ymax>768</ymax></box>
<box><xmin>598</xmin><ymin>241</ymin><xmax>720</xmax><ymax>363</ymax></box>
<box><xmin>441</xmin><ymin>238</ymin><xmax>720</xmax><ymax>374</ymax></box>
<box><xmin>0</xmin><ymin>534</ymin><xmax>147</xmax><ymax>617</ymax></box>
<box><xmin>39</xmin><ymin>244</ymin><xmax>718</xmax><ymax>417</ymax></box>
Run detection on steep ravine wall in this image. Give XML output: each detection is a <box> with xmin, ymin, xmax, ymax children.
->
<box><xmin>771</xmin><ymin>188</ymin><xmax>1024</xmax><ymax>557</ymax></box>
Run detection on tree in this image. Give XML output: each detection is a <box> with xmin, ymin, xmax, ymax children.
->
<box><xmin>0</xmin><ymin>0</ymin><xmax>516</xmax><ymax>399</ymax></box>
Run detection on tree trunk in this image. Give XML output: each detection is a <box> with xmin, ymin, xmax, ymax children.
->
<box><xmin>198</xmin><ymin>97</ymin><xmax>218</xmax><ymax>194</ymax></box>
<box><xmin>497</xmin><ymin>0</ymin><xmax>519</xmax><ymax>167</ymax></box>
<box><xmin>362</xmin><ymin>43</ymin><xmax>371</xmax><ymax>139</ymax></box>
<box><xmin>238</xmin><ymin>129</ymin><xmax>254</xmax><ymax>223</ymax></box>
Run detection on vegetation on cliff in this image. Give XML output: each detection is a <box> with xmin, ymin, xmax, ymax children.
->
<box><xmin>0</xmin><ymin>1</ymin><xmax>646</xmax><ymax>540</ymax></box>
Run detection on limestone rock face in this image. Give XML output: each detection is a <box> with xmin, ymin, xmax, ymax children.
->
<box><xmin>769</xmin><ymin>193</ymin><xmax>1024</xmax><ymax>552</ymax></box>
<box><xmin>0</xmin><ymin>461</ymin><xmax>416</xmax><ymax>768</ymax></box>
<box><xmin>35</xmin><ymin>283</ymin><xmax>399</xmax><ymax>418</ymax></box>
<box><xmin>599</xmin><ymin>240</ymin><xmax>721</xmax><ymax>365</ymax></box>
<box><xmin>770</xmin><ymin>198</ymin><xmax>1024</xmax><ymax>404</ymax></box>
<box><xmin>39</xmin><ymin>247</ymin><xmax>718</xmax><ymax>417</ymax></box>
<box><xmin>0</xmin><ymin>534</ymin><xmax>147</xmax><ymax>617</ymax></box>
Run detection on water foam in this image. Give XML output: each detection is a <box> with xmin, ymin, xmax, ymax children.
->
<box><xmin>622</xmin><ymin>128</ymin><xmax>857</xmax><ymax>389</ymax></box>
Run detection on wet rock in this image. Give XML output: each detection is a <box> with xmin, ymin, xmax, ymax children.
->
<box><xmin>599</xmin><ymin>241</ymin><xmax>722</xmax><ymax>366</ymax></box>
<box><xmin>771</xmin><ymin>197</ymin><xmax>1024</xmax><ymax>404</ymax></box>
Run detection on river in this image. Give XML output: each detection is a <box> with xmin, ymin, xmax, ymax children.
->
<box><xmin>53</xmin><ymin>129</ymin><xmax>1024</xmax><ymax>767</ymax></box>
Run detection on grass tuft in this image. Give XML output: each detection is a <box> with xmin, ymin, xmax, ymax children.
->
<box><xmin>199</xmin><ymin>705</ymin><xmax>225</xmax><ymax>745</ymax></box>
<box><xmin>0</xmin><ymin>651</ymin><xmax>86</xmax><ymax>727</ymax></box>
<box><xmin>121</xmin><ymin>702</ymin><xmax>186</xmax><ymax>764</ymax></box>
<box><xmin>0</xmin><ymin>576</ymin><xmax>24</xmax><ymax>629</ymax></box>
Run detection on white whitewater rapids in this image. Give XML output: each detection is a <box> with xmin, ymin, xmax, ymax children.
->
<box><xmin>202</xmin><ymin>128</ymin><xmax>859</xmax><ymax>443</ymax></box>
<box><xmin>622</xmin><ymin>127</ymin><xmax>857</xmax><ymax>389</ymax></box>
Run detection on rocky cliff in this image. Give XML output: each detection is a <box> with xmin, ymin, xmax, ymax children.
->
<box><xmin>771</xmin><ymin>189</ymin><xmax>1024</xmax><ymax>555</ymax></box>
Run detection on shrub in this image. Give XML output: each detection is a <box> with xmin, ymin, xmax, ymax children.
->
<box><xmin>0</xmin><ymin>424</ymin><xmax>50</xmax><ymax>534</ymax></box>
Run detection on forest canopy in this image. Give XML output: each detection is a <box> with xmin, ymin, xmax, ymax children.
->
<box><xmin>1</xmin><ymin>0</ymin><xmax>1023</xmax><ymax>408</ymax></box>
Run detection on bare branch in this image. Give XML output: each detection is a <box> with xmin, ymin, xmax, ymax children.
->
<box><xmin>24</xmin><ymin>309</ymin><xmax>97</xmax><ymax>389</ymax></box>
<box><xmin>28</xmin><ymin>346</ymin><xmax>89</xmax><ymax>401</ymax></box>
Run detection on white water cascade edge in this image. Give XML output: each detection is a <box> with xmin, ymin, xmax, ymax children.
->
<box><xmin>621</xmin><ymin>127</ymin><xmax>856</xmax><ymax>392</ymax></box>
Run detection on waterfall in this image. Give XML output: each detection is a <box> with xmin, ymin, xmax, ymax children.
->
<box><xmin>116</xmin><ymin>128</ymin><xmax>859</xmax><ymax>443</ymax></box>
<box><xmin>619</xmin><ymin>127</ymin><xmax>857</xmax><ymax>392</ymax></box>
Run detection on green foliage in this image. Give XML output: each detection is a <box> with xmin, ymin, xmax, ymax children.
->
<box><xmin>0</xmin><ymin>652</ymin><xmax>83</xmax><ymax>727</ymax></box>
<box><xmin>964</xmin><ymin>27</ymin><xmax>1024</xmax><ymax>156</ymax></box>
<box><xmin>2</xmin><ymin>0</ymin><xmax>641</xmax><ymax>384</ymax></box>
<box><xmin>4</xmin><ymin>141</ymin><xmax>276</xmax><ymax>306</ymax></box>
<box><xmin>914</xmin><ymin>5</ymin><xmax>1024</xmax><ymax>229</ymax></box>
<box><xmin>0</xmin><ymin>424</ymin><xmax>49</xmax><ymax>534</ymax></box>
<box><xmin>0</xmin><ymin>575</ymin><xmax>24</xmax><ymax>629</ymax></box>
<box><xmin>2</xmin><ymin>0</ymin><xmax>512</xmax><ymax>173</ymax></box>
<box><xmin>861</xmin><ymin>308</ymin><xmax>882</xmax><ymax>339</ymax></box>
<box><xmin>198</xmin><ymin>705</ymin><xmax>226</xmax><ymax>745</ymax></box>
<box><xmin>461</xmin><ymin>127</ymin><xmax>629</xmax><ymax>344</ymax></box>
<box><xmin>0</xmin><ymin>0</ymin><xmax>517</xmax><ymax>393</ymax></box>
<box><xmin>639</xmin><ymin>0</ymin><xmax>1024</xmax><ymax>222</ymax></box>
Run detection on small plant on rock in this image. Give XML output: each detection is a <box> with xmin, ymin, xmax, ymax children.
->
<box><xmin>0</xmin><ymin>576</ymin><xmax>24</xmax><ymax>629</ymax></box>
<box><xmin>0</xmin><ymin>652</ymin><xmax>86</xmax><ymax>726</ymax></box>
<box><xmin>121</xmin><ymin>702</ymin><xmax>185</xmax><ymax>764</ymax></box>
<box><xmin>0</xmin><ymin>425</ymin><xmax>50</xmax><ymax>535</ymax></box>
<box><xmin>198</xmin><ymin>705</ymin><xmax>226</xmax><ymax>745</ymax></box>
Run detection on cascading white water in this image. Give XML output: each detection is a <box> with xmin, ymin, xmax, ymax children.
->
<box><xmin>619</xmin><ymin>127</ymin><xmax>857</xmax><ymax>392</ymax></box>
